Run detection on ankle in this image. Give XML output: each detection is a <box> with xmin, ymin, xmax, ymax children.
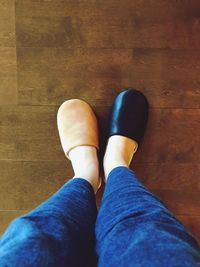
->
<box><xmin>103</xmin><ymin>153</ymin><xmax>129</xmax><ymax>179</ymax></box>
<box><xmin>69</xmin><ymin>146</ymin><xmax>100</xmax><ymax>193</ymax></box>
<box><xmin>103</xmin><ymin>135</ymin><xmax>138</xmax><ymax>180</ymax></box>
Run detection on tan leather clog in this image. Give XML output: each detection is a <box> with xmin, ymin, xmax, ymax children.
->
<box><xmin>57</xmin><ymin>99</ymin><xmax>99</xmax><ymax>159</ymax></box>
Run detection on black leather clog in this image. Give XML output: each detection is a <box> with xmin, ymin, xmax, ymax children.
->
<box><xmin>108</xmin><ymin>89</ymin><xmax>149</xmax><ymax>145</ymax></box>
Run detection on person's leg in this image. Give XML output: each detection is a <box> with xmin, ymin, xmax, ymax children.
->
<box><xmin>96</xmin><ymin>135</ymin><xmax>200</xmax><ymax>267</ymax></box>
<box><xmin>0</xmin><ymin>98</ymin><xmax>101</xmax><ymax>267</ymax></box>
<box><xmin>0</xmin><ymin>146</ymin><xmax>99</xmax><ymax>267</ymax></box>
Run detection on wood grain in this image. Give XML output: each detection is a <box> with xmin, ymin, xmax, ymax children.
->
<box><xmin>105</xmin><ymin>163</ymin><xmax>200</xmax><ymax>215</ymax></box>
<box><xmin>133</xmin><ymin>108</ymin><xmax>200</xmax><ymax>164</ymax></box>
<box><xmin>0</xmin><ymin>105</ymin><xmax>63</xmax><ymax>161</ymax></box>
<box><xmin>15</xmin><ymin>0</ymin><xmax>200</xmax><ymax>49</ymax></box>
<box><xmin>0</xmin><ymin>48</ymin><xmax>17</xmax><ymax>105</ymax></box>
<box><xmin>0</xmin><ymin>0</ymin><xmax>15</xmax><ymax>47</ymax></box>
<box><xmin>0</xmin><ymin>106</ymin><xmax>199</xmax><ymax>163</ymax></box>
<box><xmin>17</xmin><ymin>47</ymin><xmax>200</xmax><ymax>107</ymax></box>
<box><xmin>0</xmin><ymin>159</ymin><xmax>199</xmax><ymax>215</ymax></box>
<box><xmin>0</xmin><ymin>160</ymin><xmax>72</xmax><ymax>210</ymax></box>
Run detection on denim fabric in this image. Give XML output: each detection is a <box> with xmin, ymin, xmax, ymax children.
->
<box><xmin>0</xmin><ymin>167</ymin><xmax>200</xmax><ymax>267</ymax></box>
<box><xmin>0</xmin><ymin>178</ymin><xmax>97</xmax><ymax>267</ymax></box>
<box><xmin>96</xmin><ymin>167</ymin><xmax>200</xmax><ymax>267</ymax></box>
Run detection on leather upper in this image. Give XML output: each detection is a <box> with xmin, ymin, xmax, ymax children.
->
<box><xmin>109</xmin><ymin>89</ymin><xmax>149</xmax><ymax>144</ymax></box>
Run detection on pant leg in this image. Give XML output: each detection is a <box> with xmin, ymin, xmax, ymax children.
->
<box><xmin>95</xmin><ymin>166</ymin><xmax>200</xmax><ymax>267</ymax></box>
<box><xmin>0</xmin><ymin>178</ymin><xmax>97</xmax><ymax>267</ymax></box>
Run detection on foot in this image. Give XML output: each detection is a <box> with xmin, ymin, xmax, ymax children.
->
<box><xmin>57</xmin><ymin>99</ymin><xmax>101</xmax><ymax>193</ymax></box>
<box><xmin>69</xmin><ymin>146</ymin><xmax>100</xmax><ymax>193</ymax></box>
<box><xmin>103</xmin><ymin>135</ymin><xmax>138</xmax><ymax>179</ymax></box>
<box><xmin>104</xmin><ymin>89</ymin><xmax>148</xmax><ymax>180</ymax></box>
<box><xmin>57</xmin><ymin>99</ymin><xmax>99</xmax><ymax>159</ymax></box>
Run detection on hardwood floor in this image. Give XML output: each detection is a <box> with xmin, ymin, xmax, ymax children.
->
<box><xmin>0</xmin><ymin>0</ymin><xmax>200</xmax><ymax>244</ymax></box>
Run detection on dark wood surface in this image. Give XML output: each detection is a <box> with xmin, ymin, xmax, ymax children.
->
<box><xmin>0</xmin><ymin>0</ymin><xmax>200</xmax><ymax>244</ymax></box>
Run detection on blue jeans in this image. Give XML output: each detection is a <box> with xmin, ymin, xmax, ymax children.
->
<box><xmin>0</xmin><ymin>167</ymin><xmax>200</xmax><ymax>266</ymax></box>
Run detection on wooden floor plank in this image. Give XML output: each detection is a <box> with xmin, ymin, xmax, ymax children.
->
<box><xmin>0</xmin><ymin>159</ymin><xmax>199</xmax><ymax>214</ymax></box>
<box><xmin>0</xmin><ymin>47</ymin><xmax>17</xmax><ymax>105</ymax></box>
<box><xmin>134</xmin><ymin>163</ymin><xmax>200</xmax><ymax>215</ymax></box>
<box><xmin>17</xmin><ymin>47</ymin><xmax>200</xmax><ymax>107</ymax></box>
<box><xmin>17</xmin><ymin>48</ymin><xmax>132</xmax><ymax>106</ymax></box>
<box><xmin>15</xmin><ymin>0</ymin><xmax>200</xmax><ymax>49</ymax></box>
<box><xmin>0</xmin><ymin>105</ymin><xmax>63</xmax><ymax>161</ymax></box>
<box><xmin>0</xmin><ymin>106</ymin><xmax>199</xmax><ymax>163</ymax></box>
<box><xmin>2</xmin><ymin>106</ymin><xmax>200</xmax><ymax>162</ymax></box>
<box><xmin>0</xmin><ymin>0</ymin><xmax>15</xmax><ymax>47</ymax></box>
<box><xmin>0</xmin><ymin>160</ymin><xmax>71</xmax><ymax>210</ymax></box>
